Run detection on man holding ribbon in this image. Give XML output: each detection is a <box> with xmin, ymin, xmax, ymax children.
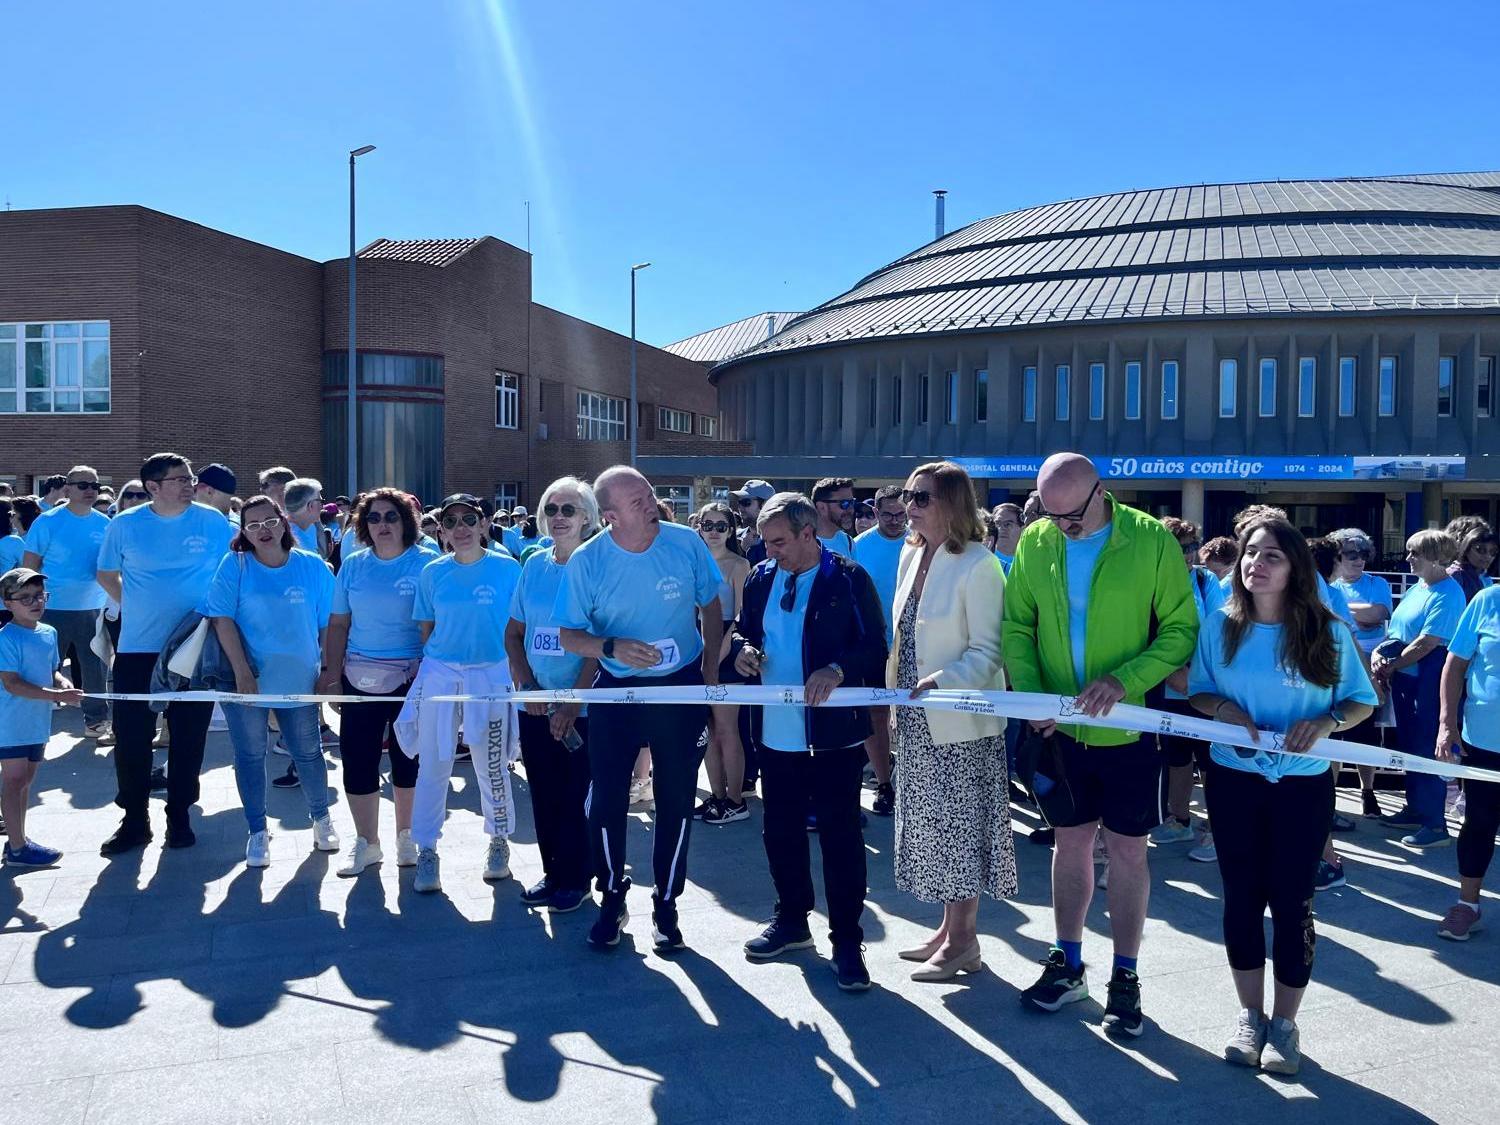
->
<box><xmin>1002</xmin><ymin>451</ymin><xmax>1197</xmax><ymax>1037</ymax></box>
<box><xmin>556</xmin><ymin>466</ymin><xmax>724</xmax><ymax>954</ymax></box>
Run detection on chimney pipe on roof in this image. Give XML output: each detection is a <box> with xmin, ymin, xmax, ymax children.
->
<box><xmin>933</xmin><ymin>189</ymin><xmax>948</xmax><ymax>240</ymax></box>
<box><xmin>765</xmin><ymin>313</ymin><xmax>776</xmax><ymax>339</ymax></box>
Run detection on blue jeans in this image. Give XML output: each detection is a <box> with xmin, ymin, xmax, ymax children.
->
<box><xmin>1391</xmin><ymin>650</ymin><xmax>1447</xmax><ymax>831</ymax></box>
<box><xmin>223</xmin><ymin>703</ymin><xmax>329</xmax><ymax>834</ymax></box>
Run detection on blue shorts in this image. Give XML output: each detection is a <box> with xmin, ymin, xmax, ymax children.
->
<box><xmin>0</xmin><ymin>744</ymin><xmax>45</xmax><ymax>762</ymax></box>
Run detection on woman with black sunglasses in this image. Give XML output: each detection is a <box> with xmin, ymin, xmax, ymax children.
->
<box><xmin>694</xmin><ymin>502</ymin><xmax>752</xmax><ymax>824</ymax></box>
<box><xmin>504</xmin><ymin>476</ymin><xmax>602</xmax><ymax>913</ymax></box>
<box><xmin>316</xmin><ymin>488</ymin><xmax>437</xmax><ymax>876</ymax></box>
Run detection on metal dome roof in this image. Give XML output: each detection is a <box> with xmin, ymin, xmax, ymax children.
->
<box><xmin>714</xmin><ymin>173</ymin><xmax>1500</xmax><ymax>373</ymax></box>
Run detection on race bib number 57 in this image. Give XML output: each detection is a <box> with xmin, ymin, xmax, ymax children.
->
<box><xmin>649</xmin><ymin>638</ymin><xmax>681</xmax><ymax>670</ymax></box>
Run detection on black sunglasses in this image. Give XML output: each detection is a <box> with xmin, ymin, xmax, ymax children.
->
<box><xmin>121</xmin><ymin>491</ymin><xmax>149</xmax><ymax>501</ymax></box>
<box><xmin>543</xmin><ymin>503</ymin><xmax>577</xmax><ymax>518</ymax></box>
<box><xmin>367</xmin><ymin>510</ymin><xmax>403</xmax><ymax>525</ymax></box>
<box><xmin>825</xmin><ymin>498</ymin><xmax>855</xmax><ymax>509</ymax></box>
<box><xmin>67</xmin><ymin>480</ymin><xmax>100</xmax><ymax>491</ymax></box>
<box><xmin>1040</xmin><ymin>481</ymin><xmax>1100</xmax><ymax>524</ymax></box>
<box><xmin>780</xmin><ymin>570</ymin><xmax>800</xmax><ymax>613</ymax></box>
<box><xmin>441</xmin><ymin>512</ymin><xmax>480</xmax><ymax>530</ymax></box>
<box><xmin>901</xmin><ymin>489</ymin><xmax>932</xmax><ymax>508</ymax></box>
<box><xmin>700</xmin><ymin>520</ymin><xmax>731</xmax><ymax>534</ymax></box>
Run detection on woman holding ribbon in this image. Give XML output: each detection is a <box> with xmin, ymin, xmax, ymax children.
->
<box><xmin>695</xmin><ymin>501</ymin><xmax>751</xmax><ymax>825</ymax></box>
<box><xmin>1189</xmin><ymin>514</ymin><xmax>1376</xmax><ymax>1075</ymax></box>
<box><xmin>317</xmin><ymin>488</ymin><xmax>437</xmax><ymax>877</ymax></box>
<box><xmin>205</xmin><ymin>495</ymin><xmax>339</xmax><ymax>868</ymax></box>
<box><xmin>504</xmin><ymin>477</ymin><xmax>601</xmax><ymax>914</ymax></box>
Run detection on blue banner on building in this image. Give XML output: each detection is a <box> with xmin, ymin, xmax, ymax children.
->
<box><xmin>951</xmin><ymin>455</ymin><xmax>1466</xmax><ymax>482</ymax></box>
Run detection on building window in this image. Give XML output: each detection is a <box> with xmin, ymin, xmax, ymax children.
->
<box><xmin>868</xmin><ymin>375</ymin><xmax>877</xmax><ymax>427</ymax></box>
<box><xmin>1219</xmin><ymin>359</ymin><xmax>1238</xmax><ymax>417</ymax></box>
<box><xmin>698</xmin><ymin>414</ymin><xmax>719</xmax><ymax>437</ymax></box>
<box><xmin>945</xmin><ymin>370</ymin><xmax>959</xmax><ymax>424</ymax></box>
<box><xmin>891</xmin><ymin>375</ymin><xmax>902</xmax><ymax>425</ymax></box>
<box><xmin>1438</xmin><ymin>355</ymin><xmax>1456</xmax><ymax>417</ymax></box>
<box><xmin>974</xmin><ymin>368</ymin><xmax>989</xmax><ymax>422</ymax></box>
<box><xmin>1258</xmin><ymin>358</ymin><xmax>1277</xmax><ymax>417</ymax></box>
<box><xmin>918</xmin><ymin>373</ymin><xmax>930</xmax><ymax>424</ymax></box>
<box><xmin>1161</xmin><ymin>360</ymin><xmax>1179</xmax><ymax>419</ymax></box>
<box><xmin>494</xmin><ymin>371</ymin><xmax>519</xmax><ymax>429</ymax></box>
<box><xmin>494</xmin><ymin>482</ymin><xmax>519</xmax><ymax>511</ymax></box>
<box><xmin>1124</xmin><ymin>361</ymin><xmax>1141</xmax><ymax>420</ymax></box>
<box><xmin>658</xmin><ymin>406</ymin><xmax>692</xmax><ymax>433</ymax></box>
<box><xmin>577</xmin><ymin>390</ymin><xmax>627</xmax><ymax>441</ymax></box>
<box><xmin>1088</xmin><ymin>362</ymin><xmax>1105</xmax><ymax>420</ymax></box>
<box><xmin>1298</xmin><ymin>357</ymin><xmax>1316</xmax><ymax>418</ymax></box>
<box><xmin>1378</xmin><ymin>355</ymin><xmax>1397</xmax><ymax>416</ymax></box>
<box><xmin>1022</xmin><ymin>366</ymin><xmax>1037</xmax><ymax>422</ymax></box>
<box><xmin>1338</xmin><ymin>355</ymin><xmax>1357</xmax><ymax>416</ymax></box>
<box><xmin>1479</xmin><ymin>355</ymin><xmax>1495</xmax><ymax>418</ymax></box>
<box><xmin>0</xmin><ymin>321</ymin><xmax>111</xmax><ymax>414</ymax></box>
<box><xmin>1055</xmin><ymin>364</ymin><xmax>1070</xmax><ymax>421</ymax></box>
<box><xmin>655</xmin><ymin>485</ymin><xmax>690</xmax><ymax>522</ymax></box>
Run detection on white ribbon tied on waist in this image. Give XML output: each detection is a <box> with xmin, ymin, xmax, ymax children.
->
<box><xmin>84</xmin><ymin>685</ymin><xmax>1500</xmax><ymax>785</ymax></box>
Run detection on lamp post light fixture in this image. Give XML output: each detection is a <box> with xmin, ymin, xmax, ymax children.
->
<box><xmin>347</xmin><ymin>144</ymin><xmax>377</xmax><ymax>498</ymax></box>
<box><xmin>629</xmin><ymin>261</ymin><xmax>651</xmax><ymax>467</ymax></box>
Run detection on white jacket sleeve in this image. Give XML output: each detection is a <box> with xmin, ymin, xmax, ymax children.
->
<box><xmin>930</xmin><ymin>551</ymin><xmax>1006</xmax><ymax>692</ymax></box>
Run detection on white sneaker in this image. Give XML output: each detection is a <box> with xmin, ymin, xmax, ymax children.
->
<box><xmin>413</xmin><ymin>847</ymin><xmax>441</xmax><ymax>893</ymax></box>
<box><xmin>629</xmin><ymin>776</ymin><xmax>654</xmax><ymax>809</ymax></box>
<box><xmin>1261</xmin><ymin>1016</ymin><xmax>1302</xmax><ymax>1075</ymax></box>
<box><xmin>86</xmin><ymin>721</ymin><xmax>115</xmax><ymax>745</ymax></box>
<box><xmin>1149</xmin><ymin>818</ymin><xmax>1196</xmax><ymax>844</ymax></box>
<box><xmin>1189</xmin><ymin>830</ymin><xmax>1217</xmax><ymax>863</ymax></box>
<box><xmin>395</xmin><ymin>829</ymin><xmax>418</xmax><ymax>867</ymax></box>
<box><xmin>312</xmin><ymin>815</ymin><xmax>341</xmax><ymax>853</ymax></box>
<box><xmin>483</xmin><ymin>837</ymin><xmax>512</xmax><ymax>882</ymax></box>
<box><xmin>337</xmin><ymin>837</ymin><xmax>383</xmax><ymax>877</ymax></box>
<box><xmin>1224</xmin><ymin>1008</ymin><xmax>1268</xmax><ymax>1067</ymax></box>
<box><xmin>246</xmin><ymin>830</ymin><xmax>271</xmax><ymax>868</ymax></box>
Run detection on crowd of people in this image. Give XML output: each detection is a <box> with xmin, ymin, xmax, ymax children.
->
<box><xmin>3</xmin><ymin>451</ymin><xmax>1500</xmax><ymax>1076</ymax></box>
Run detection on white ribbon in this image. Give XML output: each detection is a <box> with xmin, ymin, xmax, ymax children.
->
<box><xmin>86</xmin><ymin>686</ymin><xmax>1500</xmax><ymax>784</ymax></box>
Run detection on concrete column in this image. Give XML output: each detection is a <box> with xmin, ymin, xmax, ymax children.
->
<box><xmin>1181</xmin><ymin>477</ymin><xmax>1206</xmax><ymax>529</ymax></box>
<box><xmin>1423</xmin><ymin>482</ymin><xmax>1444</xmax><ymax>528</ymax></box>
<box><xmin>692</xmin><ymin>475</ymin><xmax>713</xmax><ymax>511</ymax></box>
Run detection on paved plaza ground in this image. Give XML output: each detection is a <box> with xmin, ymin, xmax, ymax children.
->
<box><xmin>2</xmin><ymin>711</ymin><xmax>1497</xmax><ymax>1124</ymax></box>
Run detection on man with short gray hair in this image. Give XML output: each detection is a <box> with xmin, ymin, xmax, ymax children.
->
<box><xmin>284</xmin><ymin>478</ymin><xmax>328</xmax><ymax>557</ymax></box>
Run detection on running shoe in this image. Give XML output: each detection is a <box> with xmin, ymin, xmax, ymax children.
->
<box><xmin>1102</xmin><ymin>967</ymin><xmax>1144</xmax><ymax>1037</ymax></box>
<box><xmin>832</xmin><ymin>943</ymin><xmax>872</xmax><ymax>992</ymax></box>
<box><xmin>413</xmin><ymin>847</ymin><xmax>442</xmax><ymax>893</ymax></box>
<box><xmin>872</xmin><ymin>782</ymin><xmax>896</xmax><ymax>817</ymax></box>
<box><xmin>395</xmin><ymin>829</ymin><xmax>418</xmax><ymax>867</ymax></box>
<box><xmin>312</xmin><ymin>815</ymin><xmax>340</xmax><ymax>853</ymax></box>
<box><xmin>1401</xmin><ymin>826</ymin><xmax>1451</xmax><ymax>849</ymax></box>
<box><xmin>483</xmin><ymin>837</ymin><xmax>512</xmax><ymax>882</ymax></box>
<box><xmin>1313</xmin><ymin>860</ymin><xmax>1346</xmax><ymax>892</ymax></box>
<box><xmin>1189</xmin><ymin>830</ymin><xmax>1217</xmax><ymax>863</ymax></box>
<box><xmin>629</xmin><ymin>777</ymin><xmax>654</xmax><ymax>809</ymax></box>
<box><xmin>521</xmin><ymin>876</ymin><xmax>556</xmax><ymax>906</ymax></box>
<box><xmin>1019</xmin><ymin>948</ymin><xmax>1088</xmax><ymax>1012</ymax></box>
<box><xmin>692</xmin><ymin>797</ymin><xmax>720</xmax><ymax>821</ymax></box>
<box><xmin>548</xmin><ymin>887</ymin><xmax>590</xmax><ymax>914</ymax></box>
<box><xmin>337</xmin><ymin>837</ymin><xmax>382</xmax><ymax>877</ymax></box>
<box><xmin>651</xmin><ymin>897</ymin><xmax>686</xmax><ymax>953</ymax></box>
<box><xmin>744</xmin><ymin>915</ymin><xmax>815</xmax><ymax>960</ymax></box>
<box><xmin>704</xmin><ymin>799</ymin><xmax>749</xmax><ymax>825</ymax></box>
<box><xmin>1261</xmin><ymin>1017</ymin><xmax>1301</xmax><ymax>1075</ymax></box>
<box><xmin>589</xmin><ymin>880</ymin><xmax>631</xmax><ymax>949</ymax></box>
<box><xmin>245</xmin><ymin>830</ymin><xmax>271</xmax><ymax>868</ymax></box>
<box><xmin>1438</xmin><ymin>902</ymin><xmax>1483</xmax><ymax>941</ymax></box>
<box><xmin>2</xmin><ymin>839</ymin><xmax>61</xmax><ymax>868</ymax></box>
<box><xmin>1224</xmin><ymin>1008</ymin><xmax>1268</xmax><ymax>1067</ymax></box>
<box><xmin>86</xmin><ymin>721</ymin><xmax>114</xmax><ymax>745</ymax></box>
<box><xmin>1149</xmin><ymin>818</ymin><xmax>1195</xmax><ymax>844</ymax></box>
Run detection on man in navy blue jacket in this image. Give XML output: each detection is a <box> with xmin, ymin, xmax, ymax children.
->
<box><xmin>728</xmin><ymin>492</ymin><xmax>887</xmax><ymax>991</ymax></box>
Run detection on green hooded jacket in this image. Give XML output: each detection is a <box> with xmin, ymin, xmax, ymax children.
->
<box><xmin>1001</xmin><ymin>495</ymin><xmax>1198</xmax><ymax>746</ymax></box>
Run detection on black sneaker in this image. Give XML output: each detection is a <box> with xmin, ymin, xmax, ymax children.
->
<box><xmin>1028</xmin><ymin>827</ymin><xmax>1056</xmax><ymax>847</ymax></box>
<box><xmin>149</xmin><ymin>767</ymin><xmax>169</xmax><ymax>792</ymax></box>
<box><xmin>588</xmin><ymin>879</ymin><xmax>631</xmax><ymax>950</ymax></box>
<box><xmin>693</xmin><ymin>797</ymin><xmax>720</xmax><ymax>821</ymax></box>
<box><xmin>100</xmin><ymin>818</ymin><xmax>153</xmax><ymax>857</ymax></box>
<box><xmin>872</xmin><ymin>783</ymin><xmax>895</xmax><ymax>817</ymax></box>
<box><xmin>744</xmin><ymin>914</ymin><xmax>815</xmax><ymax>960</ymax></box>
<box><xmin>520</xmin><ymin>876</ymin><xmax>556</xmax><ymax>906</ymax></box>
<box><xmin>1019</xmin><ymin>948</ymin><xmax>1088</xmax><ymax>1012</ymax></box>
<box><xmin>832</xmin><ymin>943</ymin><xmax>872</xmax><ymax>992</ymax></box>
<box><xmin>165</xmin><ymin>818</ymin><xmax>196</xmax><ymax>849</ymax></box>
<box><xmin>271</xmin><ymin>764</ymin><xmax>300</xmax><ymax>789</ymax></box>
<box><xmin>651</xmin><ymin>896</ymin><xmax>686</xmax><ymax>954</ymax></box>
<box><xmin>704</xmin><ymin>799</ymin><xmax>749</xmax><ymax>825</ymax></box>
<box><xmin>1102</xmin><ymin>967</ymin><xmax>1144</xmax><ymax>1037</ymax></box>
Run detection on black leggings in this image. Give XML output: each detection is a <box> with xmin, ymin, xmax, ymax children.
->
<box><xmin>340</xmin><ymin>675</ymin><xmax>419</xmax><ymax>795</ymax></box>
<box><xmin>1205</xmin><ymin>761</ymin><xmax>1333</xmax><ymax>990</ymax></box>
<box><xmin>1458</xmin><ymin>744</ymin><xmax>1500</xmax><ymax>880</ymax></box>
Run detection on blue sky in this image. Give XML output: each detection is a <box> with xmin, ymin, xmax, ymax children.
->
<box><xmin>10</xmin><ymin>1</ymin><xmax>1500</xmax><ymax>346</ymax></box>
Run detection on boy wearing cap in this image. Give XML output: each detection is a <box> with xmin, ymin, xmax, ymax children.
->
<box><xmin>0</xmin><ymin>568</ymin><xmax>83</xmax><ymax>868</ymax></box>
<box><xmin>195</xmin><ymin>464</ymin><xmax>239</xmax><ymax>526</ymax></box>
<box><xmin>731</xmin><ymin>480</ymin><xmax>776</xmax><ymax>564</ymax></box>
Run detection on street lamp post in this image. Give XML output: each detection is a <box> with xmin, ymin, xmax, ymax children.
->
<box><xmin>630</xmin><ymin>261</ymin><xmax>651</xmax><ymax>467</ymax></box>
<box><xmin>347</xmin><ymin>144</ymin><xmax>377</xmax><ymax>498</ymax></box>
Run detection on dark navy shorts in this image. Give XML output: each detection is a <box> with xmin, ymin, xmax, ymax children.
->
<box><xmin>0</xmin><ymin>743</ymin><xmax>46</xmax><ymax>762</ymax></box>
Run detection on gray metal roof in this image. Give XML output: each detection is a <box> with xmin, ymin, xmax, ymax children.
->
<box><xmin>358</xmin><ymin>237</ymin><xmax>485</xmax><ymax>267</ymax></box>
<box><xmin>716</xmin><ymin>173</ymin><xmax>1500</xmax><ymax>372</ymax></box>
<box><xmin>664</xmin><ymin>311</ymin><xmax>802</xmax><ymax>363</ymax></box>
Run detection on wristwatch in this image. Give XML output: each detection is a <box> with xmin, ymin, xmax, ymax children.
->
<box><xmin>1328</xmin><ymin>704</ymin><xmax>1346</xmax><ymax>731</ymax></box>
<box><xmin>602</xmin><ymin>638</ymin><xmax>616</xmax><ymax>660</ymax></box>
<box><xmin>828</xmin><ymin>661</ymin><xmax>845</xmax><ymax>683</ymax></box>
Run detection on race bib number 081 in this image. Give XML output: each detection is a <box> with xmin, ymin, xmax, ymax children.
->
<box><xmin>530</xmin><ymin>627</ymin><xmax>564</xmax><ymax>657</ymax></box>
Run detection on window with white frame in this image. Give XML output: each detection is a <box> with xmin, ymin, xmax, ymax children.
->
<box><xmin>1022</xmin><ymin>365</ymin><xmax>1037</xmax><ymax>422</ymax></box>
<box><xmin>494</xmin><ymin>371</ymin><xmax>519</xmax><ymax>429</ymax></box>
<box><xmin>1338</xmin><ymin>355</ymin><xmax>1358</xmax><ymax>416</ymax></box>
<box><xmin>1124</xmin><ymin>361</ymin><xmax>1142</xmax><ymax>420</ymax></box>
<box><xmin>577</xmin><ymin>390</ymin><xmax>627</xmax><ymax>440</ymax></box>
<box><xmin>1258</xmin><ymin>358</ymin><xmax>1277</xmax><ymax>417</ymax></box>
<box><xmin>1298</xmin><ymin>357</ymin><xmax>1317</xmax><ymax>418</ymax></box>
<box><xmin>698</xmin><ymin>414</ymin><xmax>719</xmax><ymax>437</ymax></box>
<box><xmin>493</xmin><ymin>482</ymin><xmax>519</xmax><ymax>510</ymax></box>
<box><xmin>1160</xmin><ymin>360</ymin><xmax>1179</xmax><ymax>419</ymax></box>
<box><xmin>658</xmin><ymin>406</ymin><xmax>692</xmax><ymax>433</ymax></box>
<box><xmin>1378</xmin><ymin>355</ymin><xmax>1398</xmax><ymax>417</ymax></box>
<box><xmin>1219</xmin><ymin>358</ymin><xmax>1238</xmax><ymax>417</ymax></box>
<box><xmin>1438</xmin><ymin>356</ymin><xmax>1456</xmax><ymax>417</ymax></box>
<box><xmin>0</xmin><ymin>321</ymin><xmax>111</xmax><ymax>414</ymax></box>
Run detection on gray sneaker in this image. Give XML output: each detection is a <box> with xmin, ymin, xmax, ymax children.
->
<box><xmin>483</xmin><ymin>836</ymin><xmax>512</xmax><ymax>882</ymax></box>
<box><xmin>413</xmin><ymin>847</ymin><xmax>442</xmax><ymax>893</ymax></box>
<box><xmin>1261</xmin><ymin>1016</ymin><xmax>1301</xmax><ymax>1075</ymax></box>
<box><xmin>1224</xmin><ymin>1008</ymin><xmax>1268</xmax><ymax>1067</ymax></box>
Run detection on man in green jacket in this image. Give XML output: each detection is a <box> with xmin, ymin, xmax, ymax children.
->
<box><xmin>1002</xmin><ymin>452</ymin><xmax>1197</xmax><ymax>1038</ymax></box>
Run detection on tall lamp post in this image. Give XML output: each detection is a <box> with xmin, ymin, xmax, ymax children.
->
<box><xmin>347</xmin><ymin>144</ymin><xmax>377</xmax><ymax>498</ymax></box>
<box><xmin>630</xmin><ymin>261</ymin><xmax>651</xmax><ymax>466</ymax></box>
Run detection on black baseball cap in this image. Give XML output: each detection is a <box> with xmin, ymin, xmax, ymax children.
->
<box><xmin>438</xmin><ymin>493</ymin><xmax>483</xmax><ymax>515</ymax></box>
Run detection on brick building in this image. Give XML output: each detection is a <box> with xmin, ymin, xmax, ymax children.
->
<box><xmin>0</xmin><ymin>205</ymin><xmax>741</xmax><ymax>508</ymax></box>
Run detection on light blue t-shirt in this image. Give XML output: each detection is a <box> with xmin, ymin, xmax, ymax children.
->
<box><xmin>553</xmin><ymin>521</ymin><xmax>723</xmax><ymax>679</ymax></box>
<box><xmin>759</xmin><ymin>560</ymin><xmax>817</xmax><ymax>751</ymax></box>
<box><xmin>818</xmin><ymin>531</ymin><xmax>856</xmax><ymax>561</ymax></box>
<box><xmin>0</xmin><ymin>535</ymin><xmax>26</xmax><ymax>574</ymax></box>
<box><xmin>853</xmin><ymin>528</ymin><xmax>906</xmax><ymax>645</ymax></box>
<box><xmin>98</xmin><ymin>502</ymin><xmax>234</xmax><ymax>652</ymax></box>
<box><xmin>500</xmin><ymin>527</ymin><xmax>523</xmax><ymax>557</ymax></box>
<box><xmin>1449</xmin><ymin>586</ymin><xmax>1500</xmax><ymax>752</ymax></box>
<box><xmin>203</xmin><ymin>549</ymin><xmax>334</xmax><ymax>699</ymax></box>
<box><xmin>1388</xmin><ymin>576</ymin><xmax>1466</xmax><ymax>676</ymax></box>
<box><xmin>1333</xmin><ymin>572</ymin><xmax>1394</xmax><ymax>651</ymax></box>
<box><xmin>413</xmin><ymin>552</ymin><xmax>521</xmax><ymax>665</ymax></box>
<box><xmin>995</xmin><ymin>551</ymin><xmax>1015</xmax><ymax>576</ymax></box>
<box><xmin>518</xmin><ymin>533</ymin><xmax>552</xmax><ymax>555</ymax></box>
<box><xmin>509</xmin><ymin>547</ymin><xmax>587</xmax><ymax>696</ymax></box>
<box><xmin>22</xmin><ymin>506</ymin><xmax>110</xmax><ymax>611</ymax></box>
<box><xmin>1322</xmin><ymin>577</ymin><xmax>1353</xmax><ymax>627</ymax></box>
<box><xmin>1166</xmin><ymin>568</ymin><xmax>1225</xmax><ymax>702</ymax></box>
<box><xmin>0</xmin><ymin>622</ymin><xmax>59</xmax><ymax>747</ymax></box>
<box><xmin>333</xmin><ymin>544</ymin><xmax>438</xmax><ymax>659</ymax></box>
<box><xmin>1064</xmin><ymin>524</ymin><xmax>1112</xmax><ymax>686</ymax></box>
<box><xmin>1189</xmin><ymin>607</ymin><xmax>1378</xmax><ymax>781</ymax></box>
<box><xmin>292</xmin><ymin>522</ymin><xmax>323</xmax><ymax>556</ymax></box>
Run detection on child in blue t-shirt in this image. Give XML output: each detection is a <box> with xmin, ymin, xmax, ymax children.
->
<box><xmin>0</xmin><ymin>568</ymin><xmax>84</xmax><ymax>868</ymax></box>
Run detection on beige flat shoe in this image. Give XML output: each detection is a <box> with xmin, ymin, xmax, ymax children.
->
<box><xmin>898</xmin><ymin>939</ymin><xmax>944</xmax><ymax>962</ymax></box>
<box><xmin>910</xmin><ymin>943</ymin><xmax>983</xmax><ymax>982</ymax></box>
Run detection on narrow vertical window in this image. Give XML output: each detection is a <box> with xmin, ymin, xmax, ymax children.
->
<box><xmin>1124</xmin><ymin>361</ymin><xmax>1141</xmax><ymax>420</ymax></box>
<box><xmin>945</xmin><ymin>370</ymin><xmax>959</xmax><ymax>424</ymax></box>
<box><xmin>1022</xmin><ymin>366</ymin><xmax>1037</xmax><ymax>422</ymax></box>
<box><xmin>1055</xmin><ymin>364</ymin><xmax>1070</xmax><ymax>421</ymax></box>
<box><xmin>1479</xmin><ymin>355</ymin><xmax>1495</xmax><ymax>418</ymax></box>
<box><xmin>1378</xmin><ymin>355</ymin><xmax>1397</xmax><ymax>417</ymax></box>
<box><xmin>867</xmin><ymin>375</ymin><xmax>877</xmax><ymax>428</ymax></box>
<box><xmin>1437</xmin><ymin>356</ymin><xmax>1455</xmax><ymax>417</ymax></box>
<box><xmin>1219</xmin><ymin>358</ymin><xmax>1238</xmax><ymax>417</ymax></box>
<box><xmin>1297</xmin><ymin>357</ymin><xmax>1316</xmax><ymax>418</ymax></box>
<box><xmin>1258</xmin><ymin>358</ymin><xmax>1276</xmax><ymax>417</ymax></box>
<box><xmin>1161</xmin><ymin>360</ymin><xmax>1179</xmax><ymax>420</ymax></box>
<box><xmin>1338</xmin><ymin>356</ymin><xmax>1357</xmax><ymax>417</ymax></box>
<box><xmin>892</xmin><ymin>375</ymin><xmax>902</xmax><ymax>425</ymax></box>
<box><xmin>974</xmin><ymin>368</ymin><xmax>989</xmax><ymax>422</ymax></box>
<box><xmin>918</xmin><ymin>373</ymin><xmax>930</xmax><ymax>424</ymax></box>
<box><xmin>1088</xmin><ymin>362</ymin><xmax>1105</xmax><ymax>420</ymax></box>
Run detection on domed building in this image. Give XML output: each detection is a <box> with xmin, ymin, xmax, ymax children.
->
<box><xmin>649</xmin><ymin>172</ymin><xmax>1500</xmax><ymax>548</ymax></box>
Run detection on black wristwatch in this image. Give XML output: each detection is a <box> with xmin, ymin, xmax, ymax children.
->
<box><xmin>602</xmin><ymin>637</ymin><xmax>615</xmax><ymax>659</ymax></box>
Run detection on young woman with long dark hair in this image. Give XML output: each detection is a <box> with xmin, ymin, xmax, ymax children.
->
<box><xmin>1189</xmin><ymin>516</ymin><xmax>1376</xmax><ymax>1075</ymax></box>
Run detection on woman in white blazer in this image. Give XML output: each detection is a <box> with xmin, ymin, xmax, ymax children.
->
<box><xmin>889</xmin><ymin>460</ymin><xmax>1017</xmax><ymax>982</ymax></box>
